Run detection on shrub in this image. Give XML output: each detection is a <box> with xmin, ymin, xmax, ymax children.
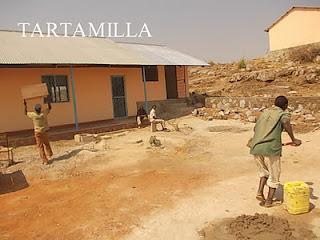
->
<box><xmin>238</xmin><ymin>58</ymin><xmax>246</xmax><ymax>69</ymax></box>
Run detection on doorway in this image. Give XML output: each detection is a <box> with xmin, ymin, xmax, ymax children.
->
<box><xmin>165</xmin><ymin>66</ymin><xmax>178</xmax><ymax>99</ymax></box>
<box><xmin>111</xmin><ymin>76</ymin><xmax>127</xmax><ymax>118</ymax></box>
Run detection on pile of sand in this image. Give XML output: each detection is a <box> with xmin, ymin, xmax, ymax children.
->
<box><xmin>228</xmin><ymin>213</ymin><xmax>294</xmax><ymax>240</ymax></box>
<box><xmin>200</xmin><ymin>213</ymin><xmax>316</xmax><ymax>240</ymax></box>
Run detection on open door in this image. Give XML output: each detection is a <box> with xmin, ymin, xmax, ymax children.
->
<box><xmin>165</xmin><ymin>66</ymin><xmax>178</xmax><ymax>99</ymax></box>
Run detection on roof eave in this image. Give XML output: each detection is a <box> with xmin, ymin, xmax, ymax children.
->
<box><xmin>264</xmin><ymin>6</ymin><xmax>320</xmax><ymax>33</ymax></box>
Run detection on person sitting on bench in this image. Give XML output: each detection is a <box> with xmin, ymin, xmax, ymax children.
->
<box><xmin>149</xmin><ymin>105</ymin><xmax>166</xmax><ymax>131</ymax></box>
<box><xmin>136</xmin><ymin>105</ymin><xmax>148</xmax><ymax>128</ymax></box>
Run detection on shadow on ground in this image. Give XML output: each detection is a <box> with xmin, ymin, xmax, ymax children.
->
<box><xmin>0</xmin><ymin>170</ymin><xmax>29</xmax><ymax>194</ymax></box>
<box><xmin>52</xmin><ymin>148</ymin><xmax>98</xmax><ymax>162</ymax></box>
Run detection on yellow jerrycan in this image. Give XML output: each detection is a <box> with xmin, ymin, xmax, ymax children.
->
<box><xmin>284</xmin><ymin>181</ymin><xmax>310</xmax><ymax>215</ymax></box>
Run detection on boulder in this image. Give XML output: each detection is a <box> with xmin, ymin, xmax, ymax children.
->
<box><xmin>314</xmin><ymin>55</ymin><xmax>320</xmax><ymax>64</ymax></box>
<box><xmin>304</xmin><ymin>114</ymin><xmax>316</xmax><ymax>122</ymax></box>
<box><xmin>149</xmin><ymin>136</ymin><xmax>161</xmax><ymax>147</ymax></box>
<box><xmin>229</xmin><ymin>73</ymin><xmax>245</xmax><ymax>83</ymax></box>
<box><xmin>256</xmin><ymin>70</ymin><xmax>276</xmax><ymax>82</ymax></box>
<box><xmin>288</xmin><ymin>91</ymin><xmax>298</xmax><ymax>95</ymax></box>
<box><xmin>239</xmin><ymin>100</ymin><xmax>246</xmax><ymax>108</ymax></box>
<box><xmin>305</xmin><ymin>74</ymin><xmax>317</xmax><ymax>84</ymax></box>
<box><xmin>246</xmin><ymin>64</ymin><xmax>254</xmax><ymax>71</ymax></box>
<box><xmin>275</xmin><ymin>68</ymin><xmax>294</xmax><ymax>78</ymax></box>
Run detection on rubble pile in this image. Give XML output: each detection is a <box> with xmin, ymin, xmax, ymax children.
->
<box><xmin>189</xmin><ymin>43</ymin><xmax>320</xmax><ymax>97</ymax></box>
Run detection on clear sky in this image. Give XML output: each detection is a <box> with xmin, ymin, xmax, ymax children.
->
<box><xmin>0</xmin><ymin>0</ymin><xmax>320</xmax><ymax>63</ymax></box>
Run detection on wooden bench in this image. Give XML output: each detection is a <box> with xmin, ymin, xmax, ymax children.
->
<box><xmin>0</xmin><ymin>133</ymin><xmax>14</xmax><ymax>166</ymax></box>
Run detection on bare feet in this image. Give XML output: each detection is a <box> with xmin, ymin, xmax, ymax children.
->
<box><xmin>256</xmin><ymin>193</ymin><xmax>265</xmax><ymax>202</ymax></box>
<box><xmin>263</xmin><ymin>199</ymin><xmax>282</xmax><ymax>208</ymax></box>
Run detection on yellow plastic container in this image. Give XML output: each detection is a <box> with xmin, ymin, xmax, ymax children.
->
<box><xmin>284</xmin><ymin>181</ymin><xmax>310</xmax><ymax>215</ymax></box>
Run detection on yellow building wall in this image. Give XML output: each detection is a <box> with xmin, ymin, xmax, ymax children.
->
<box><xmin>268</xmin><ymin>9</ymin><xmax>320</xmax><ymax>51</ymax></box>
<box><xmin>0</xmin><ymin>66</ymin><xmax>167</xmax><ymax>133</ymax></box>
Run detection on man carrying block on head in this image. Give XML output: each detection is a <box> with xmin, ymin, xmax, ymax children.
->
<box><xmin>24</xmin><ymin>101</ymin><xmax>53</xmax><ymax>165</ymax></box>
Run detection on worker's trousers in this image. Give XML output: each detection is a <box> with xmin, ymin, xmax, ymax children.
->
<box><xmin>254</xmin><ymin>155</ymin><xmax>281</xmax><ymax>189</ymax></box>
<box><xmin>35</xmin><ymin>131</ymin><xmax>53</xmax><ymax>164</ymax></box>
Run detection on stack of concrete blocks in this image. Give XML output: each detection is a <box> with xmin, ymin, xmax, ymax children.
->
<box><xmin>74</xmin><ymin>134</ymin><xmax>95</xmax><ymax>144</ymax></box>
<box><xmin>74</xmin><ymin>131</ymin><xmax>128</xmax><ymax>151</ymax></box>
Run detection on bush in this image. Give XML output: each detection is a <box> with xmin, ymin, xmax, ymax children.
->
<box><xmin>238</xmin><ymin>58</ymin><xmax>246</xmax><ymax>69</ymax></box>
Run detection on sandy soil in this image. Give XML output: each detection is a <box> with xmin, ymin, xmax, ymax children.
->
<box><xmin>201</xmin><ymin>213</ymin><xmax>317</xmax><ymax>240</ymax></box>
<box><xmin>0</xmin><ymin>116</ymin><xmax>319</xmax><ymax>240</ymax></box>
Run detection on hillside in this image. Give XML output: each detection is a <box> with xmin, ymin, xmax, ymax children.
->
<box><xmin>189</xmin><ymin>43</ymin><xmax>320</xmax><ymax>97</ymax></box>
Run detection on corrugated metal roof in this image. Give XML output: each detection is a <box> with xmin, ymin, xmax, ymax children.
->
<box><xmin>0</xmin><ymin>30</ymin><xmax>208</xmax><ymax>66</ymax></box>
<box><xmin>118</xmin><ymin>42</ymin><xmax>208</xmax><ymax>66</ymax></box>
<box><xmin>265</xmin><ymin>6</ymin><xmax>320</xmax><ymax>32</ymax></box>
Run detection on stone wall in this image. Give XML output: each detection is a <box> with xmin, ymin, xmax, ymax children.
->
<box><xmin>137</xmin><ymin>98</ymin><xmax>187</xmax><ymax>114</ymax></box>
<box><xmin>205</xmin><ymin>96</ymin><xmax>320</xmax><ymax>113</ymax></box>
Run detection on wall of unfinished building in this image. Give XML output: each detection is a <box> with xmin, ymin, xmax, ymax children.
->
<box><xmin>0</xmin><ymin>66</ymin><xmax>170</xmax><ymax>133</ymax></box>
<box><xmin>268</xmin><ymin>9</ymin><xmax>320</xmax><ymax>51</ymax></box>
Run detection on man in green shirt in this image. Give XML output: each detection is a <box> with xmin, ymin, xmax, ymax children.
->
<box><xmin>24</xmin><ymin>100</ymin><xmax>53</xmax><ymax>165</ymax></box>
<box><xmin>249</xmin><ymin>96</ymin><xmax>301</xmax><ymax>207</ymax></box>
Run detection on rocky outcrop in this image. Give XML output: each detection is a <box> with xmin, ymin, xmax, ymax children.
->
<box><xmin>188</xmin><ymin>43</ymin><xmax>320</xmax><ymax>97</ymax></box>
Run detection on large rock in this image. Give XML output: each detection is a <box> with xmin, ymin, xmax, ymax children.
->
<box><xmin>275</xmin><ymin>68</ymin><xmax>294</xmax><ymax>78</ymax></box>
<box><xmin>314</xmin><ymin>55</ymin><xmax>320</xmax><ymax>64</ymax></box>
<box><xmin>239</xmin><ymin>100</ymin><xmax>246</xmax><ymax>108</ymax></box>
<box><xmin>256</xmin><ymin>70</ymin><xmax>276</xmax><ymax>82</ymax></box>
<box><xmin>304</xmin><ymin>114</ymin><xmax>316</xmax><ymax>122</ymax></box>
<box><xmin>228</xmin><ymin>73</ymin><xmax>246</xmax><ymax>83</ymax></box>
<box><xmin>149</xmin><ymin>136</ymin><xmax>161</xmax><ymax>147</ymax></box>
<box><xmin>305</xmin><ymin>74</ymin><xmax>317</xmax><ymax>84</ymax></box>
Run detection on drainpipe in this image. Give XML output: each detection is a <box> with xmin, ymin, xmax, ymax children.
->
<box><xmin>142</xmin><ymin>66</ymin><xmax>148</xmax><ymax>112</ymax></box>
<box><xmin>70</xmin><ymin>65</ymin><xmax>79</xmax><ymax>130</ymax></box>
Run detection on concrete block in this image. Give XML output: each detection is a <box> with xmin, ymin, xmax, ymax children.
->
<box><xmin>114</xmin><ymin>131</ymin><xmax>128</xmax><ymax>137</ymax></box>
<box><xmin>101</xmin><ymin>135</ymin><xmax>112</xmax><ymax>140</ymax></box>
<box><xmin>74</xmin><ymin>134</ymin><xmax>81</xmax><ymax>143</ymax></box>
<box><xmin>74</xmin><ymin>134</ymin><xmax>95</xmax><ymax>143</ymax></box>
<box><xmin>21</xmin><ymin>83</ymin><xmax>48</xmax><ymax>100</ymax></box>
<box><xmin>81</xmin><ymin>134</ymin><xmax>95</xmax><ymax>143</ymax></box>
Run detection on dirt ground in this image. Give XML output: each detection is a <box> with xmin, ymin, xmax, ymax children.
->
<box><xmin>200</xmin><ymin>213</ymin><xmax>317</xmax><ymax>240</ymax></box>
<box><xmin>0</xmin><ymin>116</ymin><xmax>320</xmax><ymax>240</ymax></box>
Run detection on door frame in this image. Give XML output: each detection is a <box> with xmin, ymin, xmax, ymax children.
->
<box><xmin>165</xmin><ymin>65</ymin><xmax>178</xmax><ymax>99</ymax></box>
<box><xmin>110</xmin><ymin>75</ymin><xmax>128</xmax><ymax>118</ymax></box>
